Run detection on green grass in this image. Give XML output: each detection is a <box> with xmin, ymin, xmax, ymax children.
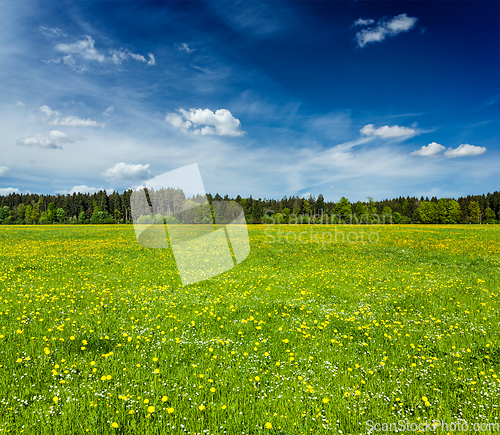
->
<box><xmin>0</xmin><ymin>224</ymin><xmax>499</xmax><ymax>434</ymax></box>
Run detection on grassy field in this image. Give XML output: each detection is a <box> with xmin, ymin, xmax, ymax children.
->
<box><xmin>0</xmin><ymin>224</ymin><xmax>499</xmax><ymax>434</ymax></box>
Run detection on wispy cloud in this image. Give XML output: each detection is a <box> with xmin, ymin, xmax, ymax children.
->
<box><xmin>103</xmin><ymin>106</ymin><xmax>114</xmax><ymax>116</ymax></box>
<box><xmin>354</xmin><ymin>14</ymin><xmax>418</xmax><ymax>48</ymax></box>
<box><xmin>101</xmin><ymin>163</ymin><xmax>152</xmax><ymax>181</ymax></box>
<box><xmin>176</xmin><ymin>43</ymin><xmax>195</xmax><ymax>54</ymax></box>
<box><xmin>16</xmin><ymin>130</ymin><xmax>85</xmax><ymax>149</ymax></box>
<box><xmin>360</xmin><ymin>123</ymin><xmax>418</xmax><ymax>139</ymax></box>
<box><xmin>52</xmin><ymin>35</ymin><xmax>155</xmax><ymax>71</ymax></box>
<box><xmin>0</xmin><ymin>166</ymin><xmax>10</xmax><ymax>177</ymax></box>
<box><xmin>39</xmin><ymin>26</ymin><xmax>66</xmax><ymax>38</ymax></box>
<box><xmin>353</xmin><ymin>18</ymin><xmax>374</xmax><ymax>27</ymax></box>
<box><xmin>166</xmin><ymin>108</ymin><xmax>245</xmax><ymax>137</ymax></box>
<box><xmin>40</xmin><ymin>105</ymin><xmax>105</xmax><ymax>127</ymax></box>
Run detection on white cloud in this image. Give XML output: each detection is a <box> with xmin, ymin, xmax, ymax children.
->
<box><xmin>57</xmin><ymin>185</ymin><xmax>114</xmax><ymax>195</ymax></box>
<box><xmin>109</xmin><ymin>48</ymin><xmax>149</xmax><ymax>65</ymax></box>
<box><xmin>0</xmin><ymin>187</ymin><xmax>20</xmax><ymax>196</ymax></box>
<box><xmin>166</xmin><ymin>108</ymin><xmax>245</xmax><ymax>137</ymax></box>
<box><xmin>16</xmin><ymin>130</ymin><xmax>85</xmax><ymax>149</ymax></box>
<box><xmin>39</xmin><ymin>105</ymin><xmax>104</xmax><ymax>127</ymax></box>
<box><xmin>360</xmin><ymin>123</ymin><xmax>417</xmax><ymax>139</ymax></box>
<box><xmin>354</xmin><ymin>13</ymin><xmax>418</xmax><ymax>48</ymax></box>
<box><xmin>177</xmin><ymin>43</ymin><xmax>195</xmax><ymax>53</ymax></box>
<box><xmin>39</xmin><ymin>26</ymin><xmax>66</xmax><ymax>38</ymax></box>
<box><xmin>101</xmin><ymin>162</ymin><xmax>152</xmax><ymax>181</ymax></box>
<box><xmin>444</xmin><ymin>144</ymin><xmax>486</xmax><ymax>158</ymax></box>
<box><xmin>411</xmin><ymin>142</ymin><xmax>445</xmax><ymax>157</ymax></box>
<box><xmin>61</xmin><ymin>54</ymin><xmax>88</xmax><ymax>73</ymax></box>
<box><xmin>353</xmin><ymin>18</ymin><xmax>374</xmax><ymax>27</ymax></box>
<box><xmin>53</xmin><ymin>35</ymin><xmax>155</xmax><ymax>70</ymax></box>
<box><xmin>16</xmin><ymin>101</ymin><xmax>25</xmax><ymax>106</ymax></box>
<box><xmin>56</xmin><ymin>35</ymin><xmax>105</xmax><ymax>62</ymax></box>
<box><xmin>103</xmin><ymin>106</ymin><xmax>114</xmax><ymax>116</ymax></box>
<box><xmin>0</xmin><ymin>166</ymin><xmax>10</xmax><ymax>177</ymax></box>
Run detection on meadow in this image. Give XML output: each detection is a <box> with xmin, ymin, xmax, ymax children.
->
<box><xmin>0</xmin><ymin>224</ymin><xmax>499</xmax><ymax>434</ymax></box>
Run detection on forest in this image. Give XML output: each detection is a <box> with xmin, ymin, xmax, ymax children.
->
<box><xmin>0</xmin><ymin>189</ymin><xmax>499</xmax><ymax>225</ymax></box>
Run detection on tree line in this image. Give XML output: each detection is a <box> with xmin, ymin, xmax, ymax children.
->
<box><xmin>0</xmin><ymin>189</ymin><xmax>499</xmax><ymax>225</ymax></box>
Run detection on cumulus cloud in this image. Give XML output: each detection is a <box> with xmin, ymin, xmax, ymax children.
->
<box><xmin>411</xmin><ymin>142</ymin><xmax>445</xmax><ymax>157</ymax></box>
<box><xmin>166</xmin><ymin>108</ymin><xmax>245</xmax><ymax>137</ymax></box>
<box><xmin>444</xmin><ymin>144</ymin><xmax>486</xmax><ymax>158</ymax></box>
<box><xmin>53</xmin><ymin>35</ymin><xmax>155</xmax><ymax>70</ymax></box>
<box><xmin>16</xmin><ymin>130</ymin><xmax>85</xmax><ymax>149</ymax></box>
<box><xmin>0</xmin><ymin>187</ymin><xmax>20</xmax><ymax>196</ymax></box>
<box><xmin>177</xmin><ymin>43</ymin><xmax>195</xmax><ymax>53</ymax></box>
<box><xmin>39</xmin><ymin>105</ymin><xmax>105</xmax><ymax>127</ymax></box>
<box><xmin>57</xmin><ymin>185</ymin><xmax>114</xmax><ymax>195</ymax></box>
<box><xmin>101</xmin><ymin>162</ymin><xmax>152</xmax><ymax>181</ymax></box>
<box><xmin>0</xmin><ymin>166</ymin><xmax>11</xmax><ymax>177</ymax></box>
<box><xmin>103</xmin><ymin>106</ymin><xmax>114</xmax><ymax>116</ymax></box>
<box><xmin>360</xmin><ymin>123</ymin><xmax>417</xmax><ymax>139</ymax></box>
<box><xmin>354</xmin><ymin>13</ymin><xmax>418</xmax><ymax>48</ymax></box>
<box><xmin>353</xmin><ymin>18</ymin><xmax>374</xmax><ymax>27</ymax></box>
<box><xmin>39</xmin><ymin>26</ymin><xmax>66</xmax><ymax>38</ymax></box>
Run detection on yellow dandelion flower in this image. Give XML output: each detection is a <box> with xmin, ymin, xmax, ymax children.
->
<box><xmin>147</xmin><ymin>406</ymin><xmax>155</xmax><ymax>413</ymax></box>
<box><xmin>199</xmin><ymin>405</ymin><xmax>205</xmax><ymax>411</ymax></box>
<box><xmin>322</xmin><ymin>398</ymin><xmax>329</xmax><ymax>404</ymax></box>
<box><xmin>265</xmin><ymin>422</ymin><xmax>272</xmax><ymax>429</ymax></box>
<box><xmin>111</xmin><ymin>422</ymin><xmax>118</xmax><ymax>428</ymax></box>
<box><xmin>161</xmin><ymin>396</ymin><xmax>168</xmax><ymax>402</ymax></box>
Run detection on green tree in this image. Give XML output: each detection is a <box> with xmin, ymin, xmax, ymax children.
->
<box><xmin>468</xmin><ymin>201</ymin><xmax>481</xmax><ymax>223</ymax></box>
<box><xmin>335</xmin><ymin>197</ymin><xmax>351</xmax><ymax>217</ymax></box>
<box><xmin>25</xmin><ymin>205</ymin><xmax>33</xmax><ymax>224</ymax></box>
<box><xmin>300</xmin><ymin>198</ymin><xmax>311</xmax><ymax>216</ymax></box>
<box><xmin>445</xmin><ymin>200</ymin><xmax>462</xmax><ymax>224</ymax></box>
<box><xmin>0</xmin><ymin>206</ymin><xmax>10</xmax><ymax>224</ymax></box>
<box><xmin>418</xmin><ymin>201</ymin><xmax>438</xmax><ymax>224</ymax></box>
<box><xmin>382</xmin><ymin>206</ymin><xmax>392</xmax><ymax>224</ymax></box>
<box><xmin>47</xmin><ymin>202</ymin><xmax>56</xmax><ymax>223</ymax></box>
<box><xmin>484</xmin><ymin>207</ymin><xmax>496</xmax><ymax>224</ymax></box>
<box><xmin>31</xmin><ymin>203</ymin><xmax>40</xmax><ymax>223</ymax></box>
<box><xmin>78</xmin><ymin>211</ymin><xmax>85</xmax><ymax>224</ymax></box>
<box><xmin>355</xmin><ymin>201</ymin><xmax>366</xmax><ymax>217</ymax></box>
<box><xmin>56</xmin><ymin>208</ymin><xmax>66</xmax><ymax>223</ymax></box>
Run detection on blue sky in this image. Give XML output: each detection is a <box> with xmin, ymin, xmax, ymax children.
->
<box><xmin>0</xmin><ymin>0</ymin><xmax>498</xmax><ymax>202</ymax></box>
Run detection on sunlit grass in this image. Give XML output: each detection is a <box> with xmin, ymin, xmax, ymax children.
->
<box><xmin>0</xmin><ymin>224</ymin><xmax>499</xmax><ymax>434</ymax></box>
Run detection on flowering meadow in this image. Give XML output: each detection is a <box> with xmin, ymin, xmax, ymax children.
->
<box><xmin>0</xmin><ymin>224</ymin><xmax>499</xmax><ymax>434</ymax></box>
